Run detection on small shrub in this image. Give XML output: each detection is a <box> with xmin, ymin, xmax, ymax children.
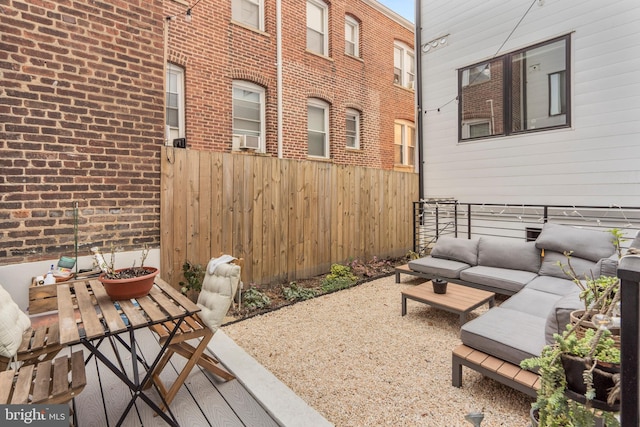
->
<box><xmin>242</xmin><ymin>285</ymin><xmax>271</xmax><ymax>309</ymax></box>
<box><xmin>321</xmin><ymin>263</ymin><xmax>357</xmax><ymax>292</ymax></box>
<box><xmin>283</xmin><ymin>282</ymin><xmax>319</xmax><ymax>301</ymax></box>
<box><xmin>179</xmin><ymin>261</ymin><xmax>205</xmax><ymax>294</ymax></box>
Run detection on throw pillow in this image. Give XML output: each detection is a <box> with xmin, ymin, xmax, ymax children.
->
<box><xmin>430</xmin><ymin>236</ymin><xmax>480</xmax><ymax>266</ymax></box>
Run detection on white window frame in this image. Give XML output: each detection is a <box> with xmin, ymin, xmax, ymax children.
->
<box><xmin>345</xmin><ymin>16</ymin><xmax>359</xmax><ymax>57</ymax></box>
<box><xmin>394</xmin><ymin>41</ymin><xmax>415</xmax><ymax>89</ymax></box>
<box><xmin>306</xmin><ymin>0</ymin><xmax>328</xmax><ymax>56</ymax></box>
<box><xmin>166</xmin><ymin>63</ymin><xmax>185</xmax><ymax>145</ymax></box>
<box><xmin>346</xmin><ymin>108</ymin><xmax>360</xmax><ymax>149</ymax></box>
<box><xmin>394</xmin><ymin>120</ymin><xmax>415</xmax><ymax>167</ymax></box>
<box><xmin>307</xmin><ymin>98</ymin><xmax>330</xmax><ymax>158</ymax></box>
<box><xmin>231</xmin><ymin>0</ymin><xmax>264</xmax><ymax>31</ymax></box>
<box><xmin>232</xmin><ymin>80</ymin><xmax>265</xmax><ymax>152</ymax></box>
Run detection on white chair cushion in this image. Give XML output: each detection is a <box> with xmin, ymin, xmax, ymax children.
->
<box><xmin>0</xmin><ymin>284</ymin><xmax>32</xmax><ymax>358</ymax></box>
<box><xmin>197</xmin><ymin>262</ymin><xmax>240</xmax><ymax>333</ymax></box>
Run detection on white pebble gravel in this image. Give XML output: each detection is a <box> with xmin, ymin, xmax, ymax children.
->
<box><xmin>224</xmin><ymin>275</ymin><xmax>533</xmax><ymax>427</ymax></box>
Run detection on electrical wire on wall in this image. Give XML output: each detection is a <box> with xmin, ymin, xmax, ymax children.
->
<box><xmin>423</xmin><ymin>0</ymin><xmax>539</xmax><ymax>115</ymax></box>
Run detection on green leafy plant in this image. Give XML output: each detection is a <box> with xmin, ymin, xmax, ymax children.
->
<box><xmin>179</xmin><ymin>261</ymin><xmax>205</xmax><ymax>294</ymax></box>
<box><xmin>242</xmin><ymin>285</ymin><xmax>271</xmax><ymax>310</ymax></box>
<box><xmin>282</xmin><ymin>282</ymin><xmax>318</xmax><ymax>301</ymax></box>
<box><xmin>521</xmin><ymin>327</ymin><xmax>620</xmax><ymax>427</ymax></box>
<box><xmin>321</xmin><ymin>264</ymin><xmax>357</xmax><ymax>292</ymax></box>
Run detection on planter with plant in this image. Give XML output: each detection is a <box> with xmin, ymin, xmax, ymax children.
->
<box><xmin>93</xmin><ymin>246</ymin><xmax>158</xmax><ymax>300</ymax></box>
<box><xmin>179</xmin><ymin>261</ymin><xmax>205</xmax><ymax>303</ymax></box>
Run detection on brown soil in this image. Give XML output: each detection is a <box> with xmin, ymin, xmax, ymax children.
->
<box><xmin>226</xmin><ymin>256</ymin><xmax>409</xmax><ymax>322</ymax></box>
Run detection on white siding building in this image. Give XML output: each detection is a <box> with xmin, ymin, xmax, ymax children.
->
<box><xmin>417</xmin><ymin>0</ymin><xmax>640</xmax><ymax>206</ymax></box>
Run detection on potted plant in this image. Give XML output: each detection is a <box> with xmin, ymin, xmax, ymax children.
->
<box><xmin>179</xmin><ymin>261</ymin><xmax>205</xmax><ymax>303</ymax></box>
<box><xmin>93</xmin><ymin>245</ymin><xmax>158</xmax><ymax>300</ymax></box>
<box><xmin>560</xmin><ymin>229</ymin><xmax>624</xmax><ymax>345</ymax></box>
<box><xmin>432</xmin><ymin>277</ymin><xmax>448</xmax><ymax>294</ymax></box>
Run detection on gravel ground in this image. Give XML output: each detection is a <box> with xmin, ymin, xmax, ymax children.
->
<box><xmin>223</xmin><ymin>275</ymin><xmax>533</xmax><ymax>427</ymax></box>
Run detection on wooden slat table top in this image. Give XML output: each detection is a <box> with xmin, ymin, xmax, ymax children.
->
<box><xmin>401</xmin><ymin>281</ymin><xmax>494</xmax><ymax>312</ymax></box>
<box><xmin>57</xmin><ymin>276</ymin><xmax>200</xmax><ymax>346</ymax></box>
<box><xmin>57</xmin><ymin>284</ymin><xmax>80</xmax><ymax>345</ymax></box>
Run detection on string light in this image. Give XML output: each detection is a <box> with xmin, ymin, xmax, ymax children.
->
<box><xmin>424</xmin><ymin>0</ymin><xmax>538</xmax><ymax>115</ymax></box>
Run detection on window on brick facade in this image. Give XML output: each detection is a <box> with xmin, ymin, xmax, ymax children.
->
<box><xmin>459</xmin><ymin>34</ymin><xmax>570</xmax><ymax>141</ymax></box>
<box><xmin>346</xmin><ymin>109</ymin><xmax>360</xmax><ymax>149</ymax></box>
<box><xmin>307</xmin><ymin>0</ymin><xmax>328</xmax><ymax>56</ymax></box>
<box><xmin>394</xmin><ymin>41</ymin><xmax>414</xmax><ymax>89</ymax></box>
<box><xmin>232</xmin><ymin>80</ymin><xmax>265</xmax><ymax>152</ymax></box>
<box><xmin>166</xmin><ymin>63</ymin><xmax>185</xmax><ymax>144</ymax></box>
<box><xmin>394</xmin><ymin>120</ymin><xmax>415</xmax><ymax>166</ymax></box>
<box><xmin>345</xmin><ymin>16</ymin><xmax>359</xmax><ymax>57</ymax></box>
<box><xmin>232</xmin><ymin>0</ymin><xmax>263</xmax><ymax>31</ymax></box>
<box><xmin>308</xmin><ymin>98</ymin><xmax>330</xmax><ymax>158</ymax></box>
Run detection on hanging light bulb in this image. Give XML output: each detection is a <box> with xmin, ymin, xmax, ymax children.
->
<box><xmin>185</xmin><ymin>8</ymin><xmax>192</xmax><ymax>22</ymax></box>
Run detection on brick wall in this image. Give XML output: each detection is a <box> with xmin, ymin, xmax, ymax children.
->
<box><xmin>166</xmin><ymin>0</ymin><xmax>415</xmax><ymax>169</ymax></box>
<box><xmin>0</xmin><ymin>0</ymin><xmax>165</xmax><ymax>265</ymax></box>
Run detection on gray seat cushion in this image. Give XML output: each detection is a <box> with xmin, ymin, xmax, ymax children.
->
<box><xmin>499</xmin><ymin>288</ymin><xmax>563</xmax><ymax>318</ymax></box>
<box><xmin>525</xmin><ymin>275</ymin><xmax>579</xmax><ymax>296</ymax></box>
<box><xmin>461</xmin><ymin>307</ymin><xmax>547</xmax><ymax>366</ymax></box>
<box><xmin>430</xmin><ymin>236</ymin><xmax>480</xmax><ymax>266</ymax></box>
<box><xmin>459</xmin><ymin>266</ymin><xmax>537</xmax><ymax>294</ymax></box>
<box><xmin>477</xmin><ymin>237</ymin><xmax>541</xmax><ymax>273</ymax></box>
<box><xmin>408</xmin><ymin>256</ymin><xmax>470</xmax><ymax>279</ymax></box>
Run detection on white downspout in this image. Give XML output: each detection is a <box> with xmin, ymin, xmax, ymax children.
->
<box><xmin>276</xmin><ymin>0</ymin><xmax>283</xmax><ymax>158</ymax></box>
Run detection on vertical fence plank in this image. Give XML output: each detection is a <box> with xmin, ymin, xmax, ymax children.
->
<box><xmin>161</xmin><ymin>148</ymin><xmax>418</xmax><ymax>288</ymax></box>
<box><xmin>160</xmin><ymin>147</ymin><xmax>175</xmax><ymax>283</ymax></box>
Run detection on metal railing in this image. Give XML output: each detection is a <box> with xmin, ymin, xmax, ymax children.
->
<box><xmin>413</xmin><ymin>201</ymin><xmax>640</xmax><ymax>256</ymax></box>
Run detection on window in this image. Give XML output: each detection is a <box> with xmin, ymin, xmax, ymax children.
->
<box><xmin>307</xmin><ymin>0</ymin><xmax>328</xmax><ymax>56</ymax></box>
<box><xmin>346</xmin><ymin>109</ymin><xmax>360</xmax><ymax>149</ymax></box>
<box><xmin>549</xmin><ymin>71</ymin><xmax>566</xmax><ymax>116</ymax></box>
<box><xmin>345</xmin><ymin>16</ymin><xmax>359</xmax><ymax>57</ymax></box>
<box><xmin>459</xmin><ymin>34</ymin><xmax>570</xmax><ymax>141</ymax></box>
<box><xmin>166</xmin><ymin>63</ymin><xmax>185</xmax><ymax>144</ymax></box>
<box><xmin>308</xmin><ymin>99</ymin><xmax>329</xmax><ymax>158</ymax></box>
<box><xmin>232</xmin><ymin>81</ymin><xmax>265</xmax><ymax>151</ymax></box>
<box><xmin>232</xmin><ymin>0</ymin><xmax>263</xmax><ymax>31</ymax></box>
<box><xmin>394</xmin><ymin>41</ymin><xmax>415</xmax><ymax>89</ymax></box>
<box><xmin>394</xmin><ymin>120</ymin><xmax>415</xmax><ymax>166</ymax></box>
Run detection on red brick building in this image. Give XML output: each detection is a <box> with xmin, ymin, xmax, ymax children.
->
<box><xmin>164</xmin><ymin>0</ymin><xmax>415</xmax><ymax>170</ymax></box>
<box><xmin>0</xmin><ymin>0</ymin><xmax>414</xmax><ymax>273</ymax></box>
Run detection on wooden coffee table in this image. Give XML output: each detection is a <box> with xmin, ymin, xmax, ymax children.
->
<box><xmin>401</xmin><ymin>282</ymin><xmax>495</xmax><ymax>326</ymax></box>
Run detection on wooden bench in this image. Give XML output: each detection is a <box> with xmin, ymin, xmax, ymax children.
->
<box><xmin>452</xmin><ymin>344</ymin><xmax>540</xmax><ymax>398</ymax></box>
<box><xmin>0</xmin><ymin>350</ymin><xmax>86</xmax><ymax>405</ymax></box>
<box><xmin>0</xmin><ymin>323</ymin><xmax>63</xmax><ymax>371</ymax></box>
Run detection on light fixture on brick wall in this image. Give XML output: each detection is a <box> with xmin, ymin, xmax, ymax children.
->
<box><xmin>185</xmin><ymin>0</ymin><xmax>203</xmax><ymax>23</ymax></box>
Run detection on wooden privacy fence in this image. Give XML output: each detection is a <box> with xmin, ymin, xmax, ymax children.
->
<box><xmin>160</xmin><ymin>147</ymin><xmax>418</xmax><ymax>287</ymax></box>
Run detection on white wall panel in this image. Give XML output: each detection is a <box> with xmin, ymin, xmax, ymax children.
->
<box><xmin>419</xmin><ymin>0</ymin><xmax>640</xmax><ymax>206</ymax></box>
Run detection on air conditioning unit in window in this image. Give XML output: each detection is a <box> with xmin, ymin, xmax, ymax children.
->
<box><xmin>238</xmin><ymin>135</ymin><xmax>260</xmax><ymax>150</ymax></box>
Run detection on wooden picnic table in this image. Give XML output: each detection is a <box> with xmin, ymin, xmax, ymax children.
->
<box><xmin>57</xmin><ymin>276</ymin><xmax>200</xmax><ymax>427</ymax></box>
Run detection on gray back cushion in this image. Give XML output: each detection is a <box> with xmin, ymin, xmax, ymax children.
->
<box><xmin>477</xmin><ymin>237</ymin><xmax>541</xmax><ymax>273</ymax></box>
<box><xmin>430</xmin><ymin>236</ymin><xmax>479</xmax><ymax>266</ymax></box>
<box><xmin>538</xmin><ymin>250</ymin><xmax>599</xmax><ymax>280</ymax></box>
<box><xmin>535</xmin><ymin>223</ymin><xmax>615</xmax><ymax>262</ymax></box>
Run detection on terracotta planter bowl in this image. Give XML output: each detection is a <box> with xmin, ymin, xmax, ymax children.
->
<box><xmin>99</xmin><ymin>267</ymin><xmax>158</xmax><ymax>300</ymax></box>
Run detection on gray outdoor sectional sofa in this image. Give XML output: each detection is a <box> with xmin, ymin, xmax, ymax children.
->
<box><xmin>406</xmin><ymin>222</ymin><xmax>620</xmax><ymax>396</ymax></box>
